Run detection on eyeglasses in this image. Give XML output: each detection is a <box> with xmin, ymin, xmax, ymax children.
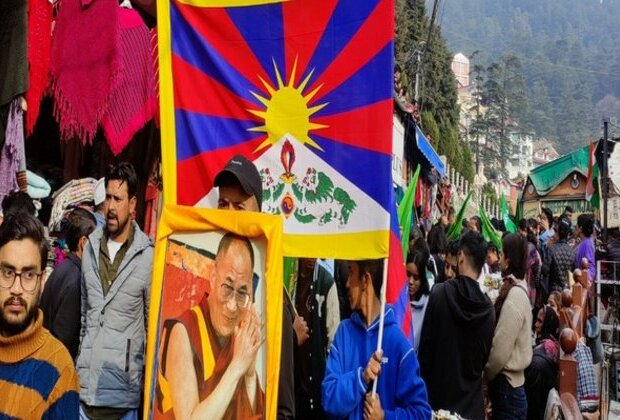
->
<box><xmin>219</xmin><ymin>283</ymin><xmax>250</xmax><ymax>309</ymax></box>
<box><xmin>0</xmin><ymin>267</ymin><xmax>43</xmax><ymax>293</ymax></box>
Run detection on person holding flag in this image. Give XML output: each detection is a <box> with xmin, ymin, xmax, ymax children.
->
<box><xmin>321</xmin><ymin>259</ymin><xmax>431</xmax><ymax>419</ymax></box>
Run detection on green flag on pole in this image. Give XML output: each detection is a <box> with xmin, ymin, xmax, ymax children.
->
<box><xmin>397</xmin><ymin>165</ymin><xmax>420</xmax><ymax>260</ymax></box>
<box><xmin>446</xmin><ymin>191</ymin><xmax>472</xmax><ymax>241</ymax></box>
<box><xmin>500</xmin><ymin>193</ymin><xmax>517</xmax><ymax>233</ymax></box>
<box><xmin>480</xmin><ymin>204</ymin><xmax>502</xmax><ymax>251</ymax></box>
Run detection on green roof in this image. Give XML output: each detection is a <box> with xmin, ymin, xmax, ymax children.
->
<box><xmin>527</xmin><ymin>143</ymin><xmax>590</xmax><ymax>196</ymax></box>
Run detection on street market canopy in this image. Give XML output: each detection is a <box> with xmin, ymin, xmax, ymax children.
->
<box><xmin>527</xmin><ymin>143</ymin><xmax>589</xmax><ymax>196</ymax></box>
<box><xmin>414</xmin><ymin>124</ymin><xmax>446</xmax><ymax>178</ymax></box>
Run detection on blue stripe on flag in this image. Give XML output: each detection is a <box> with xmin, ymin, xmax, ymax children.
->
<box><xmin>170</xmin><ymin>2</ymin><xmax>261</xmax><ymax>107</ymax></box>
<box><xmin>227</xmin><ymin>4</ymin><xmax>285</xmax><ymax>86</ymax></box>
<box><xmin>312</xmin><ymin>135</ymin><xmax>390</xmax><ymax>210</ymax></box>
<box><xmin>0</xmin><ymin>359</ymin><xmax>59</xmax><ymax>401</ymax></box>
<box><xmin>313</xmin><ymin>42</ymin><xmax>393</xmax><ymax>116</ymax></box>
<box><xmin>303</xmin><ymin>0</ymin><xmax>381</xmax><ymax>84</ymax></box>
<box><xmin>175</xmin><ymin>110</ymin><xmax>261</xmax><ymax>161</ymax></box>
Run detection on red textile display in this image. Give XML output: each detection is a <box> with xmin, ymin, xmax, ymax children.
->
<box><xmin>49</xmin><ymin>0</ymin><xmax>120</xmax><ymax>143</ymax></box>
<box><xmin>101</xmin><ymin>8</ymin><xmax>157</xmax><ymax>155</ymax></box>
<box><xmin>25</xmin><ymin>0</ymin><xmax>52</xmax><ymax>135</ymax></box>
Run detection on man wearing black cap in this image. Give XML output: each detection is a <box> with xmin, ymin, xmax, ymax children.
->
<box><xmin>214</xmin><ymin>155</ymin><xmax>263</xmax><ymax>212</ymax></box>
<box><xmin>215</xmin><ymin>155</ymin><xmax>296</xmax><ymax>419</ymax></box>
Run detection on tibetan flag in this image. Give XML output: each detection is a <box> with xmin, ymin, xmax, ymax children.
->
<box><xmin>586</xmin><ymin>137</ymin><xmax>600</xmax><ymax>209</ymax></box>
<box><xmin>387</xmin><ymin>187</ymin><xmax>411</xmax><ymax>344</ymax></box>
<box><xmin>500</xmin><ymin>193</ymin><xmax>517</xmax><ymax>233</ymax></box>
<box><xmin>158</xmin><ymin>0</ymin><xmax>394</xmax><ymax>259</ymax></box>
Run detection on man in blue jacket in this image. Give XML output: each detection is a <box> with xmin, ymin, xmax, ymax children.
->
<box><xmin>321</xmin><ymin>258</ymin><xmax>431</xmax><ymax>419</ymax></box>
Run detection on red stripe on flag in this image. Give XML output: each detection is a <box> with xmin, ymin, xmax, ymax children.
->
<box><xmin>175</xmin><ymin>2</ymin><xmax>272</xmax><ymax>93</ymax></box>
<box><xmin>173</xmin><ymin>55</ymin><xmax>261</xmax><ymax>121</ymax></box>
<box><xmin>177</xmin><ymin>136</ymin><xmax>268</xmax><ymax>206</ymax></box>
<box><xmin>282</xmin><ymin>0</ymin><xmax>339</xmax><ymax>86</ymax></box>
<box><xmin>387</xmin><ymin>230</ymin><xmax>406</xmax><ymax>303</ymax></box>
<box><xmin>306</xmin><ymin>0</ymin><xmax>393</xmax><ymax>103</ymax></box>
<box><xmin>312</xmin><ymin>99</ymin><xmax>392</xmax><ymax>154</ymax></box>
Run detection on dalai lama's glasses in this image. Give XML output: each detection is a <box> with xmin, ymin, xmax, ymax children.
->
<box><xmin>219</xmin><ymin>283</ymin><xmax>250</xmax><ymax>309</ymax></box>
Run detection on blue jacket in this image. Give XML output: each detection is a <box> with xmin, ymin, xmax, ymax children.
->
<box><xmin>322</xmin><ymin>306</ymin><xmax>431</xmax><ymax>419</ymax></box>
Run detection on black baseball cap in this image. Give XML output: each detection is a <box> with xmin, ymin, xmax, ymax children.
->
<box><xmin>214</xmin><ymin>155</ymin><xmax>263</xmax><ymax>210</ymax></box>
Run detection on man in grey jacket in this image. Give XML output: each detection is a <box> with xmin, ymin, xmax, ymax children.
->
<box><xmin>76</xmin><ymin>162</ymin><xmax>154</xmax><ymax>420</ymax></box>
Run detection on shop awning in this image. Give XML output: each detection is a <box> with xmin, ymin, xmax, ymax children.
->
<box><xmin>415</xmin><ymin>125</ymin><xmax>446</xmax><ymax>177</ymax></box>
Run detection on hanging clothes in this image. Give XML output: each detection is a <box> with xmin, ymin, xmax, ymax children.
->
<box><xmin>0</xmin><ymin>99</ymin><xmax>26</xmax><ymax>204</ymax></box>
<box><xmin>101</xmin><ymin>7</ymin><xmax>157</xmax><ymax>155</ymax></box>
<box><xmin>0</xmin><ymin>0</ymin><xmax>28</xmax><ymax>150</ymax></box>
<box><xmin>25</xmin><ymin>0</ymin><xmax>53</xmax><ymax>135</ymax></box>
<box><xmin>49</xmin><ymin>0</ymin><xmax>121</xmax><ymax>143</ymax></box>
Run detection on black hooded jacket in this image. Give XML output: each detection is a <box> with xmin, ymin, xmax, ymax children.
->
<box><xmin>418</xmin><ymin>275</ymin><xmax>495</xmax><ymax>420</ymax></box>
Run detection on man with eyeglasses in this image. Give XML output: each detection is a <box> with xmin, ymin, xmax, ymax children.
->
<box><xmin>0</xmin><ymin>214</ymin><xmax>79</xmax><ymax>419</ymax></box>
<box><xmin>159</xmin><ymin>232</ymin><xmax>264</xmax><ymax>418</ymax></box>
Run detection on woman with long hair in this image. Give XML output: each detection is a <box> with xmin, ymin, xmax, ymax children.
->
<box><xmin>407</xmin><ymin>241</ymin><xmax>432</xmax><ymax>352</ymax></box>
<box><xmin>525</xmin><ymin>305</ymin><xmax>560</xmax><ymax>419</ymax></box>
<box><xmin>484</xmin><ymin>233</ymin><xmax>533</xmax><ymax>419</ymax></box>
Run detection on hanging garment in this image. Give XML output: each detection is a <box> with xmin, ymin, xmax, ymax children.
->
<box><xmin>101</xmin><ymin>7</ymin><xmax>157</xmax><ymax>155</ymax></box>
<box><xmin>0</xmin><ymin>99</ymin><xmax>26</xmax><ymax>204</ymax></box>
<box><xmin>25</xmin><ymin>0</ymin><xmax>52</xmax><ymax>135</ymax></box>
<box><xmin>49</xmin><ymin>0</ymin><xmax>121</xmax><ymax>143</ymax></box>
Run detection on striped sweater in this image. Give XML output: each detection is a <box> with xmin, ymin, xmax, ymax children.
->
<box><xmin>0</xmin><ymin>309</ymin><xmax>79</xmax><ymax>419</ymax></box>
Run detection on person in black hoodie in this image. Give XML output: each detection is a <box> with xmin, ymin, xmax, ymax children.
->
<box><xmin>418</xmin><ymin>231</ymin><xmax>495</xmax><ymax>419</ymax></box>
<box><xmin>40</xmin><ymin>208</ymin><xmax>96</xmax><ymax>360</ymax></box>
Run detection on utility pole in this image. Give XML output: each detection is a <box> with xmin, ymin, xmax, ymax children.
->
<box><xmin>603</xmin><ymin>118</ymin><xmax>609</xmax><ymax>244</ymax></box>
<box><xmin>414</xmin><ymin>49</ymin><xmax>421</xmax><ymax>103</ymax></box>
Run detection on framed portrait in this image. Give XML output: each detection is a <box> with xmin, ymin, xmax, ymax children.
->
<box><xmin>144</xmin><ymin>205</ymin><xmax>283</xmax><ymax>420</ymax></box>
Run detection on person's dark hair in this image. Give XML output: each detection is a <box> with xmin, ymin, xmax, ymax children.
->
<box><xmin>458</xmin><ymin>231</ymin><xmax>487</xmax><ymax>275</ymax></box>
<box><xmin>541</xmin><ymin>207</ymin><xmax>553</xmax><ymax>226</ymax></box>
<box><xmin>564</xmin><ymin>206</ymin><xmax>574</xmax><ymax>214</ymax></box>
<box><xmin>491</xmin><ymin>217</ymin><xmax>501</xmax><ymax>231</ymax></box>
<box><xmin>501</xmin><ymin>233</ymin><xmax>528</xmax><ymax>279</ymax></box>
<box><xmin>2</xmin><ymin>191</ymin><xmax>35</xmax><ymax>218</ymax></box>
<box><xmin>556</xmin><ymin>215</ymin><xmax>572</xmax><ymax>240</ymax></box>
<box><xmin>356</xmin><ymin>259</ymin><xmax>384</xmax><ymax>300</ymax></box>
<box><xmin>217</xmin><ymin>232</ymin><xmax>254</xmax><ymax>269</ymax></box>
<box><xmin>577</xmin><ymin>213</ymin><xmax>594</xmax><ymax>237</ymax></box>
<box><xmin>469</xmin><ymin>216</ymin><xmax>481</xmax><ymax>232</ymax></box>
<box><xmin>105</xmin><ymin>161</ymin><xmax>138</xmax><ymax>199</ymax></box>
<box><xmin>537</xmin><ymin>305</ymin><xmax>560</xmax><ymax>344</ymax></box>
<box><xmin>518</xmin><ymin>218</ymin><xmax>528</xmax><ymax>232</ymax></box>
<box><xmin>461</xmin><ymin>218</ymin><xmax>470</xmax><ymax>229</ymax></box>
<box><xmin>427</xmin><ymin>223</ymin><xmax>447</xmax><ymax>255</ymax></box>
<box><xmin>447</xmin><ymin>239</ymin><xmax>460</xmax><ymax>257</ymax></box>
<box><xmin>487</xmin><ymin>241</ymin><xmax>498</xmax><ymax>255</ymax></box>
<box><xmin>65</xmin><ymin>208</ymin><xmax>97</xmax><ymax>252</ymax></box>
<box><xmin>0</xmin><ymin>213</ymin><xmax>48</xmax><ymax>270</ymax></box>
<box><xmin>407</xmin><ymin>245</ymin><xmax>431</xmax><ymax>300</ymax></box>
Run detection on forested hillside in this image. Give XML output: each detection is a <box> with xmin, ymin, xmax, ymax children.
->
<box><xmin>436</xmin><ymin>0</ymin><xmax>620</xmax><ymax>153</ymax></box>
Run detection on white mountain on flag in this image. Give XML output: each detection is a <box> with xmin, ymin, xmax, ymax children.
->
<box><xmin>197</xmin><ymin>135</ymin><xmax>389</xmax><ymax>235</ymax></box>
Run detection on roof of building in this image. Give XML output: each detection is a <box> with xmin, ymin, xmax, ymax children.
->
<box><xmin>527</xmin><ymin>143</ymin><xmax>590</xmax><ymax>196</ymax></box>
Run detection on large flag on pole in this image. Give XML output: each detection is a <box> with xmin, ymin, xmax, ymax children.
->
<box><xmin>157</xmin><ymin>0</ymin><xmax>395</xmax><ymax>259</ymax></box>
<box><xmin>446</xmin><ymin>191</ymin><xmax>472</xmax><ymax>241</ymax></box>
<box><xmin>586</xmin><ymin>137</ymin><xmax>600</xmax><ymax>209</ymax></box>
<box><xmin>397</xmin><ymin>165</ymin><xmax>420</xmax><ymax>260</ymax></box>
<box><xmin>480</xmin><ymin>205</ymin><xmax>502</xmax><ymax>251</ymax></box>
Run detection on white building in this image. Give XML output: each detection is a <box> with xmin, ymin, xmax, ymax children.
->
<box><xmin>506</xmin><ymin>131</ymin><xmax>534</xmax><ymax>179</ymax></box>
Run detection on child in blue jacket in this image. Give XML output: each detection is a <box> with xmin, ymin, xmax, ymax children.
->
<box><xmin>322</xmin><ymin>259</ymin><xmax>431</xmax><ymax>420</ymax></box>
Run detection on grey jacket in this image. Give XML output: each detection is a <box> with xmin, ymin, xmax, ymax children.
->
<box><xmin>77</xmin><ymin>222</ymin><xmax>154</xmax><ymax>408</ymax></box>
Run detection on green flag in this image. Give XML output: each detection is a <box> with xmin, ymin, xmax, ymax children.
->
<box><xmin>446</xmin><ymin>191</ymin><xmax>472</xmax><ymax>241</ymax></box>
<box><xmin>398</xmin><ymin>165</ymin><xmax>420</xmax><ymax>260</ymax></box>
<box><xmin>480</xmin><ymin>205</ymin><xmax>502</xmax><ymax>251</ymax></box>
<box><xmin>500</xmin><ymin>193</ymin><xmax>517</xmax><ymax>233</ymax></box>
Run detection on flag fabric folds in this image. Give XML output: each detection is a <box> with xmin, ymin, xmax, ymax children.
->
<box><xmin>480</xmin><ymin>205</ymin><xmax>502</xmax><ymax>251</ymax></box>
<box><xmin>446</xmin><ymin>191</ymin><xmax>471</xmax><ymax>241</ymax></box>
<box><xmin>397</xmin><ymin>165</ymin><xmax>420</xmax><ymax>260</ymax></box>
<box><xmin>157</xmin><ymin>0</ymin><xmax>395</xmax><ymax>259</ymax></box>
<box><xmin>500</xmin><ymin>193</ymin><xmax>517</xmax><ymax>233</ymax></box>
<box><xmin>586</xmin><ymin>137</ymin><xmax>600</xmax><ymax>209</ymax></box>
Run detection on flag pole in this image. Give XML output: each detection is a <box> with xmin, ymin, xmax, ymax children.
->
<box><xmin>372</xmin><ymin>258</ymin><xmax>389</xmax><ymax>396</ymax></box>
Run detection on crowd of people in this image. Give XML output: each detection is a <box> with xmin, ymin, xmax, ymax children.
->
<box><xmin>0</xmin><ymin>156</ymin><xmax>610</xmax><ymax>419</ymax></box>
